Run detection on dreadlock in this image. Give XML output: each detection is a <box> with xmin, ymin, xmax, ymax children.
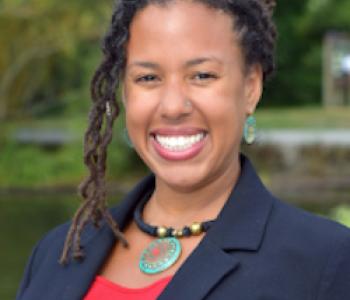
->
<box><xmin>59</xmin><ymin>0</ymin><xmax>277</xmax><ymax>264</ymax></box>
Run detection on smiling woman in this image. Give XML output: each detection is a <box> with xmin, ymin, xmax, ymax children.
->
<box><xmin>17</xmin><ymin>1</ymin><xmax>350</xmax><ymax>300</ymax></box>
<box><xmin>124</xmin><ymin>1</ymin><xmax>261</xmax><ymax>192</ymax></box>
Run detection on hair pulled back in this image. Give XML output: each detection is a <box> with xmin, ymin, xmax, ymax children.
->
<box><xmin>60</xmin><ymin>0</ymin><xmax>277</xmax><ymax>264</ymax></box>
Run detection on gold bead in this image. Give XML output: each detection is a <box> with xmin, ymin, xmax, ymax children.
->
<box><xmin>172</xmin><ymin>229</ymin><xmax>183</xmax><ymax>238</ymax></box>
<box><xmin>190</xmin><ymin>222</ymin><xmax>202</xmax><ymax>235</ymax></box>
<box><xmin>176</xmin><ymin>229</ymin><xmax>184</xmax><ymax>237</ymax></box>
<box><xmin>157</xmin><ymin>226</ymin><xmax>167</xmax><ymax>238</ymax></box>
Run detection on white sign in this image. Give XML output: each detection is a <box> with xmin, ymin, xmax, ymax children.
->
<box><xmin>341</xmin><ymin>55</ymin><xmax>350</xmax><ymax>74</ymax></box>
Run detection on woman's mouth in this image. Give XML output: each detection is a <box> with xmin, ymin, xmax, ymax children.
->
<box><xmin>150</xmin><ymin>130</ymin><xmax>207</xmax><ymax>161</ymax></box>
<box><xmin>155</xmin><ymin>133</ymin><xmax>205</xmax><ymax>151</ymax></box>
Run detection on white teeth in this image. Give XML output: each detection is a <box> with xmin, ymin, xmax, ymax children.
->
<box><xmin>155</xmin><ymin>133</ymin><xmax>205</xmax><ymax>151</ymax></box>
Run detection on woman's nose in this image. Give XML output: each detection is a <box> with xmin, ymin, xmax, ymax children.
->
<box><xmin>159</xmin><ymin>80</ymin><xmax>193</xmax><ymax>121</ymax></box>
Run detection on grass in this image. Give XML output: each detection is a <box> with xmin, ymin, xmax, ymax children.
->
<box><xmin>256</xmin><ymin>107</ymin><xmax>350</xmax><ymax>129</ymax></box>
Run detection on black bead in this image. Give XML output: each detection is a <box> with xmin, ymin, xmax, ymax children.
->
<box><xmin>166</xmin><ymin>227</ymin><xmax>174</xmax><ymax>237</ymax></box>
<box><xmin>182</xmin><ymin>227</ymin><xmax>191</xmax><ymax>236</ymax></box>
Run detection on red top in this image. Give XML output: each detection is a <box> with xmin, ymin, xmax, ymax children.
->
<box><xmin>84</xmin><ymin>276</ymin><xmax>173</xmax><ymax>300</ymax></box>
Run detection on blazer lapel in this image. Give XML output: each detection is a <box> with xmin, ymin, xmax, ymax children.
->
<box><xmin>207</xmin><ymin>155</ymin><xmax>274</xmax><ymax>252</ymax></box>
<box><xmin>57</xmin><ymin>226</ymin><xmax>116</xmax><ymax>300</ymax></box>
<box><xmin>159</xmin><ymin>238</ymin><xmax>240</xmax><ymax>300</ymax></box>
<box><xmin>56</xmin><ymin>176</ymin><xmax>156</xmax><ymax>300</ymax></box>
<box><xmin>159</xmin><ymin>155</ymin><xmax>274</xmax><ymax>300</ymax></box>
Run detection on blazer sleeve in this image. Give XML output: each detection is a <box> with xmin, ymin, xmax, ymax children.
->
<box><xmin>316</xmin><ymin>234</ymin><xmax>350</xmax><ymax>300</ymax></box>
<box><xmin>16</xmin><ymin>239</ymin><xmax>42</xmax><ymax>300</ymax></box>
<box><xmin>15</xmin><ymin>223</ymin><xmax>69</xmax><ymax>300</ymax></box>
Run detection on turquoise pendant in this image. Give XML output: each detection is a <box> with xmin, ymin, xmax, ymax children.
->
<box><xmin>140</xmin><ymin>237</ymin><xmax>181</xmax><ymax>275</ymax></box>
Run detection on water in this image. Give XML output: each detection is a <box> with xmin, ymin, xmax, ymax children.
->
<box><xmin>0</xmin><ymin>191</ymin><xmax>122</xmax><ymax>300</ymax></box>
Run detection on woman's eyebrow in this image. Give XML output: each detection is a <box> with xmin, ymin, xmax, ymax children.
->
<box><xmin>127</xmin><ymin>56</ymin><xmax>222</xmax><ymax>70</ymax></box>
<box><xmin>128</xmin><ymin>61</ymin><xmax>160</xmax><ymax>69</ymax></box>
<box><xmin>185</xmin><ymin>57</ymin><xmax>222</xmax><ymax>67</ymax></box>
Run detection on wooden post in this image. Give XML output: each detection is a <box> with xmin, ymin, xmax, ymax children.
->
<box><xmin>322</xmin><ymin>32</ymin><xmax>350</xmax><ymax>107</ymax></box>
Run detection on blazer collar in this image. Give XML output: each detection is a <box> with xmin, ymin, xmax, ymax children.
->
<box><xmin>206</xmin><ymin>154</ymin><xmax>274</xmax><ymax>251</ymax></box>
<box><xmin>160</xmin><ymin>155</ymin><xmax>274</xmax><ymax>300</ymax></box>
<box><xmin>59</xmin><ymin>154</ymin><xmax>273</xmax><ymax>300</ymax></box>
<box><xmin>111</xmin><ymin>154</ymin><xmax>273</xmax><ymax>251</ymax></box>
<box><xmin>55</xmin><ymin>177</ymin><xmax>155</xmax><ymax>300</ymax></box>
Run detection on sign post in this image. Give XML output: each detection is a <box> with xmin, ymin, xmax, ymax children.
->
<box><xmin>340</xmin><ymin>55</ymin><xmax>350</xmax><ymax>105</ymax></box>
<box><xmin>323</xmin><ymin>32</ymin><xmax>350</xmax><ymax>106</ymax></box>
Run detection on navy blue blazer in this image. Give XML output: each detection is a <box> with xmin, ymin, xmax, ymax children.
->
<box><xmin>17</xmin><ymin>156</ymin><xmax>350</xmax><ymax>300</ymax></box>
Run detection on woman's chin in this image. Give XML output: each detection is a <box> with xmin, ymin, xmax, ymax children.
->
<box><xmin>154</xmin><ymin>167</ymin><xmax>210</xmax><ymax>193</ymax></box>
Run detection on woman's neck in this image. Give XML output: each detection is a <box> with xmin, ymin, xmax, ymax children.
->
<box><xmin>143</xmin><ymin>158</ymin><xmax>241</xmax><ymax>228</ymax></box>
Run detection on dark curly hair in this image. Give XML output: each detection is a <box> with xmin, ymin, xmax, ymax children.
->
<box><xmin>60</xmin><ymin>0</ymin><xmax>277</xmax><ymax>264</ymax></box>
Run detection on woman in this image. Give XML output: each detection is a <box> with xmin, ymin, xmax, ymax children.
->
<box><xmin>17</xmin><ymin>0</ymin><xmax>350</xmax><ymax>299</ymax></box>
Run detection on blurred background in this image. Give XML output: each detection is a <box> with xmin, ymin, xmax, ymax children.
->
<box><xmin>1</xmin><ymin>0</ymin><xmax>350</xmax><ymax>299</ymax></box>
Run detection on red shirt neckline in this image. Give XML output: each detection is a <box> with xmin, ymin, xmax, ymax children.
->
<box><xmin>95</xmin><ymin>275</ymin><xmax>173</xmax><ymax>294</ymax></box>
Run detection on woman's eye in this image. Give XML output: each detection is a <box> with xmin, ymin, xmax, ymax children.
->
<box><xmin>135</xmin><ymin>74</ymin><xmax>159</xmax><ymax>83</ymax></box>
<box><xmin>192</xmin><ymin>72</ymin><xmax>218</xmax><ymax>81</ymax></box>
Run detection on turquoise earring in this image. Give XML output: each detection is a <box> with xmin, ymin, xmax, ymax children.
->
<box><xmin>123</xmin><ymin>128</ymin><xmax>134</xmax><ymax>148</ymax></box>
<box><xmin>243</xmin><ymin>115</ymin><xmax>256</xmax><ymax>145</ymax></box>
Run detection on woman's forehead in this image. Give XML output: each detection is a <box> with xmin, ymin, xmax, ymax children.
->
<box><xmin>126</xmin><ymin>1</ymin><xmax>241</xmax><ymax>66</ymax></box>
<box><xmin>129</xmin><ymin>1</ymin><xmax>235</xmax><ymax>38</ymax></box>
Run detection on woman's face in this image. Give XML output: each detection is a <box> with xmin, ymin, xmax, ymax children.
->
<box><xmin>123</xmin><ymin>0</ymin><xmax>262</xmax><ymax>192</ymax></box>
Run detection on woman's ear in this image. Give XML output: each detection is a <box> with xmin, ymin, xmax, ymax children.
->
<box><xmin>244</xmin><ymin>64</ymin><xmax>263</xmax><ymax>115</ymax></box>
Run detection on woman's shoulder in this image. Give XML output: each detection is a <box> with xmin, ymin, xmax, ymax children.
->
<box><xmin>265</xmin><ymin>197</ymin><xmax>350</xmax><ymax>298</ymax></box>
<box><xmin>39</xmin><ymin>221</ymin><xmax>72</xmax><ymax>245</ymax></box>
<box><xmin>17</xmin><ymin>219</ymin><xmax>113</xmax><ymax>299</ymax></box>
<box><xmin>269</xmin><ymin>195</ymin><xmax>350</xmax><ymax>252</ymax></box>
<box><xmin>25</xmin><ymin>221</ymin><xmax>71</xmax><ymax>271</ymax></box>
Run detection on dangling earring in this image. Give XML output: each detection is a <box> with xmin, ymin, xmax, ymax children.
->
<box><xmin>243</xmin><ymin>115</ymin><xmax>256</xmax><ymax>145</ymax></box>
<box><xmin>123</xmin><ymin>128</ymin><xmax>134</xmax><ymax>148</ymax></box>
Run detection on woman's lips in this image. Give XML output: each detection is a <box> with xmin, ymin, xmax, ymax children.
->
<box><xmin>150</xmin><ymin>129</ymin><xmax>207</xmax><ymax>161</ymax></box>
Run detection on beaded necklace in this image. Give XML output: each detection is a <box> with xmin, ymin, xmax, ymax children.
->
<box><xmin>134</xmin><ymin>191</ymin><xmax>216</xmax><ymax>275</ymax></box>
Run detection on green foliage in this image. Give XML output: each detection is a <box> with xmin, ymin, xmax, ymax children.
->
<box><xmin>255</xmin><ymin>107</ymin><xmax>350</xmax><ymax>129</ymax></box>
<box><xmin>263</xmin><ymin>0</ymin><xmax>350</xmax><ymax>107</ymax></box>
<box><xmin>0</xmin><ymin>0</ymin><xmax>112</xmax><ymax>119</ymax></box>
<box><xmin>262</xmin><ymin>0</ymin><xmax>311</xmax><ymax>106</ymax></box>
<box><xmin>1</xmin><ymin>0</ymin><xmax>350</xmax><ymax>117</ymax></box>
<box><xmin>0</xmin><ymin>116</ymin><xmax>145</xmax><ymax>189</ymax></box>
<box><xmin>0</xmin><ymin>142</ymin><xmax>83</xmax><ymax>188</ymax></box>
<box><xmin>301</xmin><ymin>0</ymin><xmax>350</xmax><ymax>34</ymax></box>
<box><xmin>330</xmin><ymin>205</ymin><xmax>350</xmax><ymax>228</ymax></box>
